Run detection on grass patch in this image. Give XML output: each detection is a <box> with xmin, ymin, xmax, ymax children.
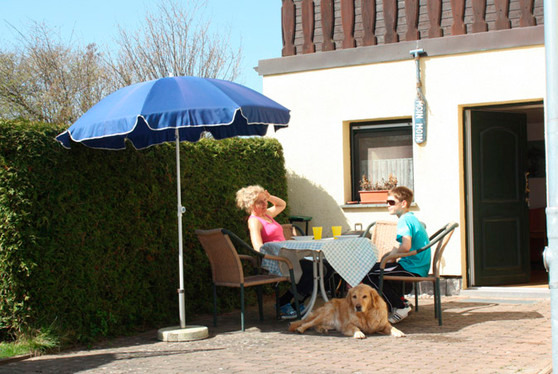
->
<box><xmin>0</xmin><ymin>342</ymin><xmax>31</xmax><ymax>359</ymax></box>
<box><xmin>0</xmin><ymin>328</ymin><xmax>60</xmax><ymax>359</ymax></box>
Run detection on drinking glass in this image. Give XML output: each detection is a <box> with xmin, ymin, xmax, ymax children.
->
<box><xmin>312</xmin><ymin>226</ymin><xmax>322</xmax><ymax>240</ymax></box>
<box><xmin>331</xmin><ymin>226</ymin><xmax>342</xmax><ymax>238</ymax></box>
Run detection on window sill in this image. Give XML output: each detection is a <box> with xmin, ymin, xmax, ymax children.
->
<box><xmin>341</xmin><ymin>202</ymin><xmax>418</xmax><ymax>209</ymax></box>
<box><xmin>341</xmin><ymin>203</ymin><xmax>386</xmax><ymax>209</ymax></box>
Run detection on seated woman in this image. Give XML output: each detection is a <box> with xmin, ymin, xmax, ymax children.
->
<box><xmin>236</xmin><ymin>185</ymin><xmax>330</xmax><ymax>319</ymax></box>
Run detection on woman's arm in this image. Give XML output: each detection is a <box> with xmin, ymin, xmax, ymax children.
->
<box><xmin>265</xmin><ymin>190</ymin><xmax>286</xmax><ymax>218</ymax></box>
<box><xmin>248</xmin><ymin>217</ymin><xmax>264</xmax><ymax>251</ymax></box>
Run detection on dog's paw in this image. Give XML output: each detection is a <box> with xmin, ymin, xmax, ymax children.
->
<box><xmin>353</xmin><ymin>331</ymin><xmax>366</xmax><ymax>339</ymax></box>
<box><xmin>390</xmin><ymin>327</ymin><xmax>406</xmax><ymax>337</ymax></box>
<box><xmin>295</xmin><ymin>327</ymin><xmax>305</xmax><ymax>334</ymax></box>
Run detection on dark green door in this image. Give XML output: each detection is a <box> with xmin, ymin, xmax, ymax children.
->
<box><xmin>470</xmin><ymin>111</ymin><xmax>529</xmax><ymax>285</ymax></box>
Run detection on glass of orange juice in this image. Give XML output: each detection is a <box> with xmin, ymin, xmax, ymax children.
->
<box><xmin>312</xmin><ymin>226</ymin><xmax>323</xmax><ymax>240</ymax></box>
<box><xmin>331</xmin><ymin>226</ymin><xmax>342</xmax><ymax>238</ymax></box>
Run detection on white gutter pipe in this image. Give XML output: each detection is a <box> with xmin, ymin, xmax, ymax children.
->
<box><xmin>543</xmin><ymin>0</ymin><xmax>558</xmax><ymax>371</ymax></box>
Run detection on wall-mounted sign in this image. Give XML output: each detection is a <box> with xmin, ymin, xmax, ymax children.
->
<box><xmin>413</xmin><ymin>97</ymin><xmax>426</xmax><ymax>144</ymax></box>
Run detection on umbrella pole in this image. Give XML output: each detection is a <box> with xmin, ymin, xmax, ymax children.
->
<box><xmin>176</xmin><ymin>129</ymin><xmax>186</xmax><ymax>329</ymax></box>
<box><xmin>158</xmin><ymin>130</ymin><xmax>208</xmax><ymax>341</ymax></box>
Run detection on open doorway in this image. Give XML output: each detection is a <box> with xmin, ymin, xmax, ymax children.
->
<box><xmin>464</xmin><ymin>102</ymin><xmax>546</xmax><ymax>287</ymax></box>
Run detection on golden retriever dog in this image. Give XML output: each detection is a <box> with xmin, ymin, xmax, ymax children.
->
<box><xmin>288</xmin><ymin>284</ymin><xmax>405</xmax><ymax>339</ymax></box>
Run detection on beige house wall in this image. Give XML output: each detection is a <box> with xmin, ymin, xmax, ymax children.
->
<box><xmin>264</xmin><ymin>45</ymin><xmax>545</xmax><ymax>276</ymax></box>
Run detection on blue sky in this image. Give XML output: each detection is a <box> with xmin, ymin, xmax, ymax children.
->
<box><xmin>0</xmin><ymin>0</ymin><xmax>283</xmax><ymax>92</ymax></box>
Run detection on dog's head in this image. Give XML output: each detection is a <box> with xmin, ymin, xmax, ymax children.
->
<box><xmin>347</xmin><ymin>284</ymin><xmax>379</xmax><ymax>313</ymax></box>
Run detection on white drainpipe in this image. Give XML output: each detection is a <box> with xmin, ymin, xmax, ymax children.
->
<box><xmin>543</xmin><ymin>0</ymin><xmax>558</xmax><ymax>371</ymax></box>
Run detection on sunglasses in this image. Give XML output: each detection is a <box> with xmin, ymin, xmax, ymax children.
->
<box><xmin>386</xmin><ymin>199</ymin><xmax>398</xmax><ymax>206</ymax></box>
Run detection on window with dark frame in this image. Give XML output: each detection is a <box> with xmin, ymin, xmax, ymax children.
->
<box><xmin>350</xmin><ymin>120</ymin><xmax>414</xmax><ymax>202</ymax></box>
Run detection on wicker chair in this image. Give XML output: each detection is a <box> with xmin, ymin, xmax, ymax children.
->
<box><xmin>360</xmin><ymin>220</ymin><xmax>399</xmax><ymax>259</ymax></box>
<box><xmin>281</xmin><ymin>223</ymin><xmax>305</xmax><ymax>240</ymax></box>
<box><xmin>195</xmin><ymin>228</ymin><xmax>300</xmax><ymax>331</ymax></box>
<box><xmin>378</xmin><ymin>222</ymin><xmax>459</xmax><ymax>325</ymax></box>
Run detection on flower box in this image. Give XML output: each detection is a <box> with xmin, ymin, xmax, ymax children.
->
<box><xmin>359</xmin><ymin>190</ymin><xmax>389</xmax><ymax>204</ymax></box>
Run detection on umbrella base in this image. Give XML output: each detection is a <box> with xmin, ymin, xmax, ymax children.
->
<box><xmin>157</xmin><ymin>325</ymin><xmax>209</xmax><ymax>342</ymax></box>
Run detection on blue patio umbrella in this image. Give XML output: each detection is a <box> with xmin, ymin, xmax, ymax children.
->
<box><xmin>56</xmin><ymin>76</ymin><xmax>290</xmax><ymax>330</ymax></box>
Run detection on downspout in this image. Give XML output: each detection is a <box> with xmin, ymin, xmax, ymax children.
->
<box><xmin>543</xmin><ymin>0</ymin><xmax>558</xmax><ymax>371</ymax></box>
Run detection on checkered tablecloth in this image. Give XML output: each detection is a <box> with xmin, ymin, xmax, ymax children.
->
<box><xmin>260</xmin><ymin>238</ymin><xmax>378</xmax><ymax>287</ymax></box>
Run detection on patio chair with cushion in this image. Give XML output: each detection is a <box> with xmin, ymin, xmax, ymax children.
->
<box><xmin>378</xmin><ymin>222</ymin><xmax>459</xmax><ymax>325</ymax></box>
<box><xmin>195</xmin><ymin>228</ymin><xmax>301</xmax><ymax>331</ymax></box>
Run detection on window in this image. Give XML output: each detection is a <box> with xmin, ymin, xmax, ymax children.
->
<box><xmin>350</xmin><ymin>120</ymin><xmax>414</xmax><ymax>201</ymax></box>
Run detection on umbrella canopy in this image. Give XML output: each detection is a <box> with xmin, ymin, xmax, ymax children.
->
<box><xmin>56</xmin><ymin>76</ymin><xmax>290</xmax><ymax>149</ymax></box>
<box><xmin>55</xmin><ymin>76</ymin><xmax>290</xmax><ymax>332</ymax></box>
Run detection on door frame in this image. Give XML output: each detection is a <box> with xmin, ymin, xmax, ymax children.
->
<box><xmin>463</xmin><ymin>101</ymin><xmax>544</xmax><ymax>287</ymax></box>
<box><xmin>464</xmin><ymin>109</ymin><xmax>476</xmax><ymax>285</ymax></box>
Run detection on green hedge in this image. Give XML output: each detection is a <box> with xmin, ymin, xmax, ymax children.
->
<box><xmin>0</xmin><ymin>119</ymin><xmax>289</xmax><ymax>342</ymax></box>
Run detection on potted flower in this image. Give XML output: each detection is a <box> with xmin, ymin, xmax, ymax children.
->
<box><xmin>359</xmin><ymin>173</ymin><xmax>398</xmax><ymax>204</ymax></box>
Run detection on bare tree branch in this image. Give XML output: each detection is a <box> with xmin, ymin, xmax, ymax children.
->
<box><xmin>0</xmin><ymin>22</ymin><xmax>112</xmax><ymax>124</ymax></box>
<box><xmin>107</xmin><ymin>0</ymin><xmax>242</xmax><ymax>87</ymax></box>
<box><xmin>0</xmin><ymin>0</ymin><xmax>243</xmax><ymax>124</ymax></box>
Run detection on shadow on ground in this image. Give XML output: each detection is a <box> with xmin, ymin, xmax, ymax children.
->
<box><xmin>189</xmin><ymin>296</ymin><xmax>546</xmax><ymax>338</ymax></box>
<box><xmin>0</xmin><ymin>295</ymin><xmax>547</xmax><ymax>373</ymax></box>
<box><xmin>0</xmin><ymin>348</ymin><xmax>228</xmax><ymax>374</ymax></box>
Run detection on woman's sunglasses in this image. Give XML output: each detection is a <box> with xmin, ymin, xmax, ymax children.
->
<box><xmin>386</xmin><ymin>199</ymin><xmax>398</xmax><ymax>206</ymax></box>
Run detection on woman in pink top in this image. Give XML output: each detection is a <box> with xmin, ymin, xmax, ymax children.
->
<box><xmin>236</xmin><ymin>185</ymin><xmax>317</xmax><ymax>319</ymax></box>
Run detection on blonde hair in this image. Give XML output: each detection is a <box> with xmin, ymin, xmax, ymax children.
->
<box><xmin>389</xmin><ymin>186</ymin><xmax>414</xmax><ymax>206</ymax></box>
<box><xmin>236</xmin><ymin>185</ymin><xmax>265</xmax><ymax>213</ymax></box>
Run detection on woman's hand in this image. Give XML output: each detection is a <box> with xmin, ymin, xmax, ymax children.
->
<box><xmin>265</xmin><ymin>191</ymin><xmax>286</xmax><ymax>218</ymax></box>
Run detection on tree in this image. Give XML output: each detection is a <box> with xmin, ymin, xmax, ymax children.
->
<box><xmin>0</xmin><ymin>0</ymin><xmax>243</xmax><ymax>124</ymax></box>
<box><xmin>107</xmin><ymin>0</ymin><xmax>242</xmax><ymax>87</ymax></box>
<box><xmin>0</xmin><ymin>22</ymin><xmax>112</xmax><ymax>124</ymax></box>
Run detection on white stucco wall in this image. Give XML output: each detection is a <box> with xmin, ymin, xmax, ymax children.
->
<box><xmin>263</xmin><ymin>45</ymin><xmax>545</xmax><ymax>276</ymax></box>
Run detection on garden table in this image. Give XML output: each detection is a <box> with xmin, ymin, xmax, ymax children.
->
<box><xmin>260</xmin><ymin>237</ymin><xmax>378</xmax><ymax>318</ymax></box>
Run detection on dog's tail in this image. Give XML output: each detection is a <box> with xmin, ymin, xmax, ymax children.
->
<box><xmin>288</xmin><ymin>320</ymin><xmax>303</xmax><ymax>332</ymax></box>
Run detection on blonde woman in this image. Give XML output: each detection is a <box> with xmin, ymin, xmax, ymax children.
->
<box><xmin>236</xmin><ymin>185</ymin><xmax>316</xmax><ymax>319</ymax></box>
<box><xmin>236</xmin><ymin>185</ymin><xmax>286</xmax><ymax>251</ymax></box>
